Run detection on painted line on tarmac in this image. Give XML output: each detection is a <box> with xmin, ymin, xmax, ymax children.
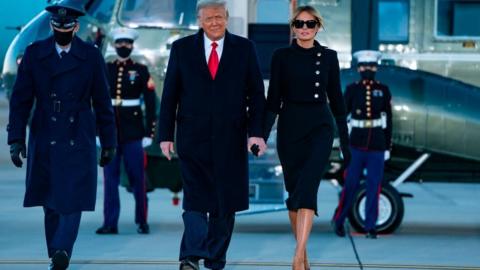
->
<box><xmin>0</xmin><ymin>260</ymin><xmax>478</xmax><ymax>269</ymax></box>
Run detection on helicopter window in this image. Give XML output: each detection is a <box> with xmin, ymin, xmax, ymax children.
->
<box><xmin>85</xmin><ymin>0</ymin><xmax>115</xmax><ymax>23</ymax></box>
<box><xmin>378</xmin><ymin>0</ymin><xmax>409</xmax><ymax>44</ymax></box>
<box><xmin>119</xmin><ymin>0</ymin><xmax>198</xmax><ymax>29</ymax></box>
<box><xmin>256</xmin><ymin>0</ymin><xmax>290</xmax><ymax>23</ymax></box>
<box><xmin>436</xmin><ymin>0</ymin><xmax>480</xmax><ymax>38</ymax></box>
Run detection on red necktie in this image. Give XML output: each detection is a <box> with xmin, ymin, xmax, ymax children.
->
<box><xmin>208</xmin><ymin>42</ymin><xmax>219</xmax><ymax>79</ymax></box>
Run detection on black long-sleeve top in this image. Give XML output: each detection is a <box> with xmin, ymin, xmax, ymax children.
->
<box><xmin>265</xmin><ymin>39</ymin><xmax>349</xmax><ymax>146</ymax></box>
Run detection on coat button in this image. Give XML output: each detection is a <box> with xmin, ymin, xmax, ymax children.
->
<box><xmin>51</xmin><ymin>116</ymin><xmax>57</xmax><ymax>122</ymax></box>
<box><xmin>50</xmin><ymin>141</ymin><xmax>56</xmax><ymax>145</ymax></box>
<box><xmin>315</xmin><ymin>70</ymin><xmax>320</xmax><ymax>75</ymax></box>
<box><xmin>315</xmin><ymin>82</ymin><xmax>320</xmax><ymax>87</ymax></box>
<box><xmin>314</xmin><ymin>94</ymin><xmax>319</xmax><ymax>98</ymax></box>
<box><xmin>70</xmin><ymin>140</ymin><xmax>75</xmax><ymax>146</ymax></box>
<box><xmin>317</xmin><ymin>52</ymin><xmax>321</xmax><ymax>57</ymax></box>
<box><xmin>50</xmin><ymin>92</ymin><xmax>57</xmax><ymax>98</ymax></box>
<box><xmin>316</xmin><ymin>61</ymin><xmax>320</xmax><ymax>65</ymax></box>
<box><xmin>69</xmin><ymin>116</ymin><xmax>74</xmax><ymax>123</ymax></box>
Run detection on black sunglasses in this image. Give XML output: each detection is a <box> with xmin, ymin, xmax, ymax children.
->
<box><xmin>292</xmin><ymin>20</ymin><xmax>319</xmax><ymax>29</ymax></box>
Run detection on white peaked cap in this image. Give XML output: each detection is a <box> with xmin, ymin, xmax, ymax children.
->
<box><xmin>353</xmin><ymin>50</ymin><xmax>382</xmax><ymax>64</ymax></box>
<box><xmin>110</xmin><ymin>27</ymin><xmax>139</xmax><ymax>42</ymax></box>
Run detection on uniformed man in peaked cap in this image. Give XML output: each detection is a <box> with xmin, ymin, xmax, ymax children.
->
<box><xmin>95</xmin><ymin>27</ymin><xmax>157</xmax><ymax>235</ymax></box>
<box><xmin>7</xmin><ymin>2</ymin><xmax>116</xmax><ymax>269</ymax></box>
<box><xmin>332</xmin><ymin>50</ymin><xmax>392</xmax><ymax>239</ymax></box>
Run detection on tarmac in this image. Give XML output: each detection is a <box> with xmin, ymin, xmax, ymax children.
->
<box><xmin>0</xmin><ymin>93</ymin><xmax>479</xmax><ymax>270</ymax></box>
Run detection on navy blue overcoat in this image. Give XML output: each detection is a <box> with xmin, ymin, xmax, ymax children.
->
<box><xmin>7</xmin><ymin>36</ymin><xmax>116</xmax><ymax>214</ymax></box>
<box><xmin>158</xmin><ymin>30</ymin><xmax>266</xmax><ymax>214</ymax></box>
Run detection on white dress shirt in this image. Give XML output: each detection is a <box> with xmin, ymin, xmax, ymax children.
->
<box><xmin>204</xmin><ymin>33</ymin><xmax>224</xmax><ymax>63</ymax></box>
<box><xmin>55</xmin><ymin>43</ymin><xmax>71</xmax><ymax>57</ymax></box>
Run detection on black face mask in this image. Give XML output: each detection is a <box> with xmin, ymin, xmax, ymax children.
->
<box><xmin>360</xmin><ymin>70</ymin><xmax>376</xmax><ymax>80</ymax></box>
<box><xmin>116</xmin><ymin>47</ymin><xmax>132</xmax><ymax>58</ymax></box>
<box><xmin>53</xmin><ymin>29</ymin><xmax>75</xmax><ymax>46</ymax></box>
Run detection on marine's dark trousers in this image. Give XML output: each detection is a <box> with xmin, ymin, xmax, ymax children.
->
<box><xmin>43</xmin><ymin>207</ymin><xmax>81</xmax><ymax>258</ymax></box>
<box><xmin>180</xmin><ymin>211</ymin><xmax>235</xmax><ymax>269</ymax></box>
<box><xmin>334</xmin><ymin>147</ymin><xmax>384</xmax><ymax>231</ymax></box>
<box><xmin>103</xmin><ymin>139</ymin><xmax>148</xmax><ymax>227</ymax></box>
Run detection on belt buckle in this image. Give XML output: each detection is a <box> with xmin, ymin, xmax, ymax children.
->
<box><xmin>365</xmin><ymin>120</ymin><xmax>372</xmax><ymax>128</ymax></box>
<box><xmin>114</xmin><ymin>99</ymin><xmax>122</xmax><ymax>106</ymax></box>
<box><xmin>53</xmin><ymin>100</ymin><xmax>61</xmax><ymax>112</ymax></box>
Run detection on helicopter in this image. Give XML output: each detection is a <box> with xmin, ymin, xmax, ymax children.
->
<box><xmin>2</xmin><ymin>0</ymin><xmax>480</xmax><ymax>234</ymax></box>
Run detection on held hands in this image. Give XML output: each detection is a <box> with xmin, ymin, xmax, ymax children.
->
<box><xmin>160</xmin><ymin>141</ymin><xmax>175</xmax><ymax>160</ymax></box>
<box><xmin>10</xmin><ymin>140</ymin><xmax>26</xmax><ymax>168</ymax></box>
<box><xmin>142</xmin><ymin>137</ymin><xmax>153</xmax><ymax>148</ymax></box>
<box><xmin>248</xmin><ymin>137</ymin><xmax>267</xmax><ymax>157</ymax></box>
<box><xmin>99</xmin><ymin>147</ymin><xmax>116</xmax><ymax>167</ymax></box>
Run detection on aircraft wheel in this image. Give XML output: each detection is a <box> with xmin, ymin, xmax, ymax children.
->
<box><xmin>348</xmin><ymin>183</ymin><xmax>404</xmax><ymax>234</ymax></box>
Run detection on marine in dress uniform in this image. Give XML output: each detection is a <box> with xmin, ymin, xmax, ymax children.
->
<box><xmin>7</xmin><ymin>3</ymin><xmax>116</xmax><ymax>270</ymax></box>
<box><xmin>95</xmin><ymin>28</ymin><xmax>157</xmax><ymax>235</ymax></box>
<box><xmin>332</xmin><ymin>50</ymin><xmax>393</xmax><ymax>239</ymax></box>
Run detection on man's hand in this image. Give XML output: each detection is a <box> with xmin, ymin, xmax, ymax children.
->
<box><xmin>160</xmin><ymin>141</ymin><xmax>175</xmax><ymax>160</ymax></box>
<box><xmin>248</xmin><ymin>137</ymin><xmax>267</xmax><ymax>157</ymax></box>
<box><xmin>10</xmin><ymin>140</ymin><xmax>26</xmax><ymax>168</ymax></box>
<box><xmin>99</xmin><ymin>147</ymin><xmax>116</xmax><ymax>167</ymax></box>
<box><xmin>142</xmin><ymin>137</ymin><xmax>153</xmax><ymax>148</ymax></box>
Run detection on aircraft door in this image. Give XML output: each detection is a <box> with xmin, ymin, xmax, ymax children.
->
<box><xmin>425</xmin><ymin>77</ymin><xmax>447</xmax><ymax>153</ymax></box>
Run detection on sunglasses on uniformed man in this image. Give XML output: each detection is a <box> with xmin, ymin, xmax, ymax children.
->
<box><xmin>292</xmin><ymin>20</ymin><xmax>319</xmax><ymax>29</ymax></box>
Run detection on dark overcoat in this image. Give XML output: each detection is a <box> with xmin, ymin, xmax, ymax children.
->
<box><xmin>158</xmin><ymin>30</ymin><xmax>265</xmax><ymax>214</ymax></box>
<box><xmin>7</xmin><ymin>36</ymin><xmax>116</xmax><ymax>214</ymax></box>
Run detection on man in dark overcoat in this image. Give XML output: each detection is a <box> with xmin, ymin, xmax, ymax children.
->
<box><xmin>158</xmin><ymin>1</ymin><xmax>266</xmax><ymax>269</ymax></box>
<box><xmin>7</xmin><ymin>3</ymin><xmax>116</xmax><ymax>270</ymax></box>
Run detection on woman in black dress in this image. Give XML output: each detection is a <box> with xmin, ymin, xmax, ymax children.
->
<box><xmin>264</xmin><ymin>5</ymin><xmax>351</xmax><ymax>270</ymax></box>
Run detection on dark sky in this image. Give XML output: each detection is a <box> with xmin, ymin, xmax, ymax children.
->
<box><xmin>0</xmin><ymin>1</ymin><xmax>46</xmax><ymax>73</ymax></box>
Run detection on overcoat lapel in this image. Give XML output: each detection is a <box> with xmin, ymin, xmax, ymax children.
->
<box><xmin>36</xmin><ymin>36</ymin><xmax>86</xmax><ymax>78</ymax></box>
<box><xmin>193</xmin><ymin>30</ymin><xmax>212</xmax><ymax>79</ymax></box>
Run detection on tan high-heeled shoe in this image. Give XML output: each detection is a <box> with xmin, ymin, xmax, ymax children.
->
<box><xmin>292</xmin><ymin>256</ymin><xmax>306</xmax><ymax>270</ymax></box>
<box><xmin>304</xmin><ymin>257</ymin><xmax>310</xmax><ymax>270</ymax></box>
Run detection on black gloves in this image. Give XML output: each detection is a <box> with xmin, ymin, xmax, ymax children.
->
<box><xmin>10</xmin><ymin>140</ymin><xmax>26</xmax><ymax>168</ymax></box>
<box><xmin>99</xmin><ymin>147</ymin><xmax>116</xmax><ymax>167</ymax></box>
<box><xmin>263</xmin><ymin>110</ymin><xmax>277</xmax><ymax>142</ymax></box>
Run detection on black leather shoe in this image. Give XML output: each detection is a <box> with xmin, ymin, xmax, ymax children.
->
<box><xmin>137</xmin><ymin>223</ymin><xmax>150</xmax><ymax>234</ymax></box>
<box><xmin>331</xmin><ymin>220</ymin><xmax>346</xmax><ymax>237</ymax></box>
<box><xmin>49</xmin><ymin>250</ymin><xmax>69</xmax><ymax>270</ymax></box>
<box><xmin>95</xmin><ymin>225</ymin><xmax>118</xmax><ymax>234</ymax></box>
<box><xmin>366</xmin><ymin>229</ymin><xmax>377</xmax><ymax>239</ymax></box>
<box><xmin>179</xmin><ymin>259</ymin><xmax>199</xmax><ymax>270</ymax></box>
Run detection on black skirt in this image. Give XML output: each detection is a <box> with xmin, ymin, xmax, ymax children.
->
<box><xmin>277</xmin><ymin>102</ymin><xmax>335</xmax><ymax>214</ymax></box>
